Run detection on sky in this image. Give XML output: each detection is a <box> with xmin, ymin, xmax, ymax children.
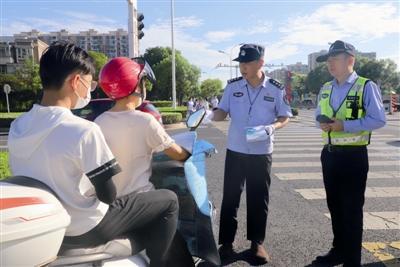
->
<box><xmin>1</xmin><ymin>0</ymin><xmax>399</xmax><ymax>82</ymax></box>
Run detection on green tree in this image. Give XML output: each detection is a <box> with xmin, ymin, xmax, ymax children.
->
<box><xmin>144</xmin><ymin>47</ymin><xmax>201</xmax><ymax>104</ymax></box>
<box><xmin>15</xmin><ymin>59</ymin><xmax>41</xmax><ymax>92</ymax></box>
<box><xmin>200</xmin><ymin>79</ymin><xmax>223</xmax><ymax>99</ymax></box>
<box><xmin>305</xmin><ymin>64</ymin><xmax>331</xmax><ymax>94</ymax></box>
<box><xmin>88</xmin><ymin>51</ymin><xmax>108</xmax><ymax>80</ymax></box>
<box><xmin>355</xmin><ymin>57</ymin><xmax>400</xmax><ymax>94</ymax></box>
<box><xmin>291</xmin><ymin>74</ymin><xmax>307</xmax><ymax>99</ymax></box>
<box><xmin>143</xmin><ymin>47</ymin><xmax>171</xmax><ymax>67</ymax></box>
<box><xmin>305</xmin><ymin>56</ymin><xmax>400</xmax><ymax>95</ymax></box>
<box><xmin>0</xmin><ymin>73</ymin><xmax>23</xmax><ymax>91</ymax></box>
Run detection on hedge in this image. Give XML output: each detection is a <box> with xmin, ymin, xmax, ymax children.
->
<box><xmin>158</xmin><ymin>106</ymin><xmax>187</xmax><ymax>118</ymax></box>
<box><xmin>0</xmin><ymin>113</ymin><xmax>22</xmax><ymax>129</ymax></box>
<box><xmin>0</xmin><ymin>152</ymin><xmax>11</xmax><ymax>180</ymax></box>
<box><xmin>152</xmin><ymin>101</ymin><xmax>173</xmax><ymax>108</ymax></box>
<box><xmin>161</xmin><ymin>112</ymin><xmax>182</xmax><ymax>125</ymax></box>
<box><xmin>0</xmin><ymin>90</ymin><xmax>39</xmax><ymax>112</ymax></box>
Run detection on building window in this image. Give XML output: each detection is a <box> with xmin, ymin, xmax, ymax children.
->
<box><xmin>0</xmin><ymin>65</ymin><xmax>7</xmax><ymax>74</ymax></box>
<box><xmin>0</xmin><ymin>48</ymin><xmax>7</xmax><ymax>57</ymax></box>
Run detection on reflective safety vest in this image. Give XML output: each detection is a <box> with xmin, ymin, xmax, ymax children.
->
<box><xmin>319</xmin><ymin>76</ymin><xmax>371</xmax><ymax>146</ymax></box>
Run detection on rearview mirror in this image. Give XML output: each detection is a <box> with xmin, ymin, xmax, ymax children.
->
<box><xmin>186</xmin><ymin>108</ymin><xmax>206</xmax><ymax>131</ymax></box>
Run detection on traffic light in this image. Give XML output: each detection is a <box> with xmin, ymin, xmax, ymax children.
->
<box><xmin>137</xmin><ymin>12</ymin><xmax>144</xmax><ymax>40</ymax></box>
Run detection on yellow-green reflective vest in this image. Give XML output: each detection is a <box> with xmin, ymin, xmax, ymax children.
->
<box><xmin>318</xmin><ymin>76</ymin><xmax>371</xmax><ymax>146</ymax></box>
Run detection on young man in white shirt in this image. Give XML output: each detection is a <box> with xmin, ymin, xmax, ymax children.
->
<box><xmin>8</xmin><ymin>41</ymin><xmax>178</xmax><ymax>267</ymax></box>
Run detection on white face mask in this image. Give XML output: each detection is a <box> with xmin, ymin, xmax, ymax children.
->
<box><xmin>72</xmin><ymin>79</ymin><xmax>91</xmax><ymax>110</ymax></box>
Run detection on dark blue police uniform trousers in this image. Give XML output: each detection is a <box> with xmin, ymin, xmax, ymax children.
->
<box><xmin>219</xmin><ymin>149</ymin><xmax>272</xmax><ymax>245</ymax></box>
<box><xmin>321</xmin><ymin>145</ymin><xmax>369</xmax><ymax>266</ymax></box>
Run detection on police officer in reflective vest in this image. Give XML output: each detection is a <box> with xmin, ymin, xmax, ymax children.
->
<box><xmin>312</xmin><ymin>40</ymin><xmax>386</xmax><ymax>267</ymax></box>
<box><xmin>210</xmin><ymin>44</ymin><xmax>292</xmax><ymax>264</ymax></box>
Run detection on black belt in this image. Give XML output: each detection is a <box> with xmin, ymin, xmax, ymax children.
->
<box><xmin>324</xmin><ymin>145</ymin><xmax>367</xmax><ymax>152</ymax></box>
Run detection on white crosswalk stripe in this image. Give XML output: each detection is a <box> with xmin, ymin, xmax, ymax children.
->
<box><xmin>273</xmin><ymin>146</ymin><xmax>400</xmax><ymax>152</ymax></box>
<box><xmin>273</xmin><ymin>160</ymin><xmax>399</xmax><ymax>168</ymax></box>
<box><xmin>274</xmin><ymin>142</ymin><xmax>395</xmax><ymax>147</ymax></box>
<box><xmin>272</xmin><ymin>123</ymin><xmax>400</xmax><ymax>231</ymax></box>
<box><xmin>273</xmin><ymin>152</ymin><xmax>399</xmax><ymax>159</ymax></box>
<box><xmin>295</xmin><ymin>187</ymin><xmax>400</xmax><ymax>200</ymax></box>
<box><xmin>325</xmin><ymin>212</ymin><xmax>400</xmax><ymax>230</ymax></box>
<box><xmin>213</xmin><ymin>119</ymin><xmax>400</xmax><ymax>231</ymax></box>
<box><xmin>275</xmin><ymin>171</ymin><xmax>400</xmax><ymax>180</ymax></box>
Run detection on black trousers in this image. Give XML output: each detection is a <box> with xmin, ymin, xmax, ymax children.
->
<box><xmin>65</xmin><ymin>189</ymin><xmax>179</xmax><ymax>267</ymax></box>
<box><xmin>321</xmin><ymin>146</ymin><xmax>369</xmax><ymax>266</ymax></box>
<box><xmin>219</xmin><ymin>149</ymin><xmax>272</xmax><ymax>245</ymax></box>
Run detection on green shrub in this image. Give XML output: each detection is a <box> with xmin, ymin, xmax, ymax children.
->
<box><xmin>161</xmin><ymin>112</ymin><xmax>182</xmax><ymax>124</ymax></box>
<box><xmin>0</xmin><ymin>112</ymin><xmax>23</xmax><ymax>119</ymax></box>
<box><xmin>0</xmin><ymin>90</ymin><xmax>39</xmax><ymax>112</ymax></box>
<box><xmin>291</xmin><ymin>108</ymin><xmax>299</xmax><ymax>116</ymax></box>
<box><xmin>152</xmin><ymin>101</ymin><xmax>173</xmax><ymax>108</ymax></box>
<box><xmin>0</xmin><ymin>152</ymin><xmax>11</xmax><ymax>180</ymax></box>
<box><xmin>158</xmin><ymin>106</ymin><xmax>187</xmax><ymax>118</ymax></box>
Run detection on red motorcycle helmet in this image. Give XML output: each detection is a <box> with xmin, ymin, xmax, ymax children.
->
<box><xmin>99</xmin><ymin>57</ymin><xmax>156</xmax><ymax>100</ymax></box>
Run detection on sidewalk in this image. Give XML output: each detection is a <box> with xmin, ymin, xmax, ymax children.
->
<box><xmin>386</xmin><ymin>112</ymin><xmax>400</xmax><ymax>122</ymax></box>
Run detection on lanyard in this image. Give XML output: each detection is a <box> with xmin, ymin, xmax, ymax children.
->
<box><xmin>246</xmin><ymin>84</ymin><xmax>263</xmax><ymax>116</ymax></box>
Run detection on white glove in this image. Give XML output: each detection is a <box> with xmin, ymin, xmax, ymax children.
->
<box><xmin>246</xmin><ymin>125</ymin><xmax>267</xmax><ymax>142</ymax></box>
<box><xmin>264</xmin><ymin>124</ymin><xmax>275</xmax><ymax>136</ymax></box>
<box><xmin>245</xmin><ymin>124</ymin><xmax>275</xmax><ymax>143</ymax></box>
<box><xmin>201</xmin><ymin>110</ymin><xmax>214</xmax><ymax>124</ymax></box>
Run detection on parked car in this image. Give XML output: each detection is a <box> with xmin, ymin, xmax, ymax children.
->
<box><xmin>72</xmin><ymin>98</ymin><xmax>163</xmax><ymax>125</ymax></box>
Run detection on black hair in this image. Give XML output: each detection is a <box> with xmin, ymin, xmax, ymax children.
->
<box><xmin>39</xmin><ymin>41</ymin><xmax>95</xmax><ymax>90</ymax></box>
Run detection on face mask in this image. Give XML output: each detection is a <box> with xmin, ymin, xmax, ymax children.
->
<box><xmin>72</xmin><ymin>79</ymin><xmax>91</xmax><ymax>110</ymax></box>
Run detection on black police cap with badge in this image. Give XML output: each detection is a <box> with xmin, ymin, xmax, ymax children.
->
<box><xmin>316</xmin><ymin>40</ymin><xmax>356</xmax><ymax>62</ymax></box>
<box><xmin>233</xmin><ymin>44</ymin><xmax>265</xmax><ymax>63</ymax></box>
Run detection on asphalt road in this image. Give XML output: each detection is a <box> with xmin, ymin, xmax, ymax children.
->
<box><xmin>1</xmin><ymin>109</ymin><xmax>399</xmax><ymax>266</ymax></box>
<box><xmin>169</xmin><ymin>108</ymin><xmax>400</xmax><ymax>267</ymax></box>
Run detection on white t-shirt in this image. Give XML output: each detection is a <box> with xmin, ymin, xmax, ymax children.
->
<box><xmin>8</xmin><ymin>105</ymin><xmax>120</xmax><ymax>236</ymax></box>
<box><xmin>95</xmin><ymin>110</ymin><xmax>174</xmax><ymax>197</ymax></box>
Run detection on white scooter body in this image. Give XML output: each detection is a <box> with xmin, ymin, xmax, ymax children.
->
<box><xmin>0</xmin><ymin>179</ymin><xmax>149</xmax><ymax>267</ymax></box>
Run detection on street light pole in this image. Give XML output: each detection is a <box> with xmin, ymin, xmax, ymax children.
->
<box><xmin>171</xmin><ymin>0</ymin><xmax>177</xmax><ymax>109</ymax></box>
<box><xmin>218</xmin><ymin>50</ymin><xmax>231</xmax><ymax>79</ymax></box>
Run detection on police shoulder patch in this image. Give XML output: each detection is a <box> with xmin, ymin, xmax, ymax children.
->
<box><xmin>227</xmin><ymin>76</ymin><xmax>243</xmax><ymax>84</ymax></box>
<box><xmin>268</xmin><ymin>78</ymin><xmax>284</xmax><ymax>90</ymax></box>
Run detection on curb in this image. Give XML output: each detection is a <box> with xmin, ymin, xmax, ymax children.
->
<box><xmin>163</xmin><ymin>122</ymin><xmax>187</xmax><ymax>130</ymax></box>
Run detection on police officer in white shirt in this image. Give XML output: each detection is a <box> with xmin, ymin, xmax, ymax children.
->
<box><xmin>211</xmin><ymin>44</ymin><xmax>292</xmax><ymax>264</ymax></box>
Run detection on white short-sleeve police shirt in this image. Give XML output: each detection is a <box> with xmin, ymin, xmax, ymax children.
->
<box><xmin>219</xmin><ymin>76</ymin><xmax>292</xmax><ymax>155</ymax></box>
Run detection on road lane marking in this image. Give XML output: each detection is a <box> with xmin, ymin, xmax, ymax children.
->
<box><xmin>296</xmin><ymin>187</ymin><xmax>400</xmax><ymax>200</ymax></box>
<box><xmin>274</xmin><ymin>171</ymin><xmax>400</xmax><ymax>180</ymax></box>
<box><xmin>273</xmin><ymin>160</ymin><xmax>399</xmax><ymax>168</ymax></box>
<box><xmin>325</xmin><ymin>212</ymin><xmax>400</xmax><ymax>230</ymax></box>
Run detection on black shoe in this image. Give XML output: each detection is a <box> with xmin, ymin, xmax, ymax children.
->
<box><xmin>250</xmin><ymin>242</ymin><xmax>271</xmax><ymax>264</ymax></box>
<box><xmin>312</xmin><ymin>248</ymin><xmax>344</xmax><ymax>266</ymax></box>
<box><xmin>218</xmin><ymin>243</ymin><xmax>235</xmax><ymax>261</ymax></box>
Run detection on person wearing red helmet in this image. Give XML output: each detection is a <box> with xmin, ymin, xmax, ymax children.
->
<box><xmin>96</xmin><ymin>56</ymin><xmax>189</xmax><ymax>195</ymax></box>
<box><xmin>95</xmin><ymin>57</ymin><xmax>193</xmax><ymax>266</ymax></box>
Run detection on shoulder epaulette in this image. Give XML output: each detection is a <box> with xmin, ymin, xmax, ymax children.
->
<box><xmin>268</xmin><ymin>78</ymin><xmax>284</xmax><ymax>90</ymax></box>
<box><xmin>227</xmin><ymin>76</ymin><xmax>243</xmax><ymax>84</ymax></box>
